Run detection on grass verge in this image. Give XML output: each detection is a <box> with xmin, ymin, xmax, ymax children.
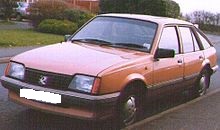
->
<box><xmin>0</xmin><ymin>29</ymin><xmax>63</xmax><ymax>47</ymax></box>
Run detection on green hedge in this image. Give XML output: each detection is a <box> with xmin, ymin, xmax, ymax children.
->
<box><xmin>63</xmin><ymin>9</ymin><xmax>94</xmax><ymax>27</ymax></box>
<box><xmin>200</xmin><ymin>24</ymin><xmax>220</xmax><ymax>33</ymax></box>
<box><xmin>29</xmin><ymin>0</ymin><xmax>95</xmax><ymax>29</ymax></box>
<box><xmin>38</xmin><ymin>19</ymin><xmax>78</xmax><ymax>35</ymax></box>
<box><xmin>99</xmin><ymin>0</ymin><xmax>180</xmax><ymax>18</ymax></box>
<box><xmin>29</xmin><ymin>0</ymin><xmax>68</xmax><ymax>27</ymax></box>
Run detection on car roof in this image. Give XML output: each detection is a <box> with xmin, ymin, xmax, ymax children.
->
<box><xmin>99</xmin><ymin>13</ymin><xmax>192</xmax><ymax>26</ymax></box>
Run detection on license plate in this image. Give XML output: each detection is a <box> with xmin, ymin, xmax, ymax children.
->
<box><xmin>20</xmin><ymin>89</ymin><xmax>61</xmax><ymax>104</ymax></box>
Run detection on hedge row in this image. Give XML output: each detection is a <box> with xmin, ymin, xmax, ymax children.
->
<box><xmin>199</xmin><ymin>24</ymin><xmax>220</xmax><ymax>33</ymax></box>
<box><xmin>29</xmin><ymin>0</ymin><xmax>68</xmax><ymax>27</ymax></box>
<box><xmin>99</xmin><ymin>0</ymin><xmax>180</xmax><ymax>18</ymax></box>
<box><xmin>38</xmin><ymin>19</ymin><xmax>78</xmax><ymax>35</ymax></box>
<box><xmin>28</xmin><ymin>0</ymin><xmax>94</xmax><ymax>35</ymax></box>
<box><xmin>30</xmin><ymin>0</ymin><xmax>180</xmax><ymax>35</ymax></box>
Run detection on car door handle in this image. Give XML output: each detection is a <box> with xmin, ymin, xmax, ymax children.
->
<box><xmin>177</xmin><ymin>59</ymin><xmax>183</xmax><ymax>64</ymax></box>
<box><xmin>199</xmin><ymin>56</ymin><xmax>204</xmax><ymax>60</ymax></box>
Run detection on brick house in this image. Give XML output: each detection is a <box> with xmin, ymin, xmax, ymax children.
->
<box><xmin>19</xmin><ymin>0</ymin><xmax>99</xmax><ymax>13</ymax></box>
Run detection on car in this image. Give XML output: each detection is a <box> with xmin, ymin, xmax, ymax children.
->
<box><xmin>14</xmin><ymin>2</ymin><xmax>31</xmax><ymax>21</ymax></box>
<box><xmin>1</xmin><ymin>13</ymin><xmax>218</xmax><ymax>127</ymax></box>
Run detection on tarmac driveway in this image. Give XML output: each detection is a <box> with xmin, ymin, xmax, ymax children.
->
<box><xmin>0</xmin><ymin>20</ymin><xmax>33</xmax><ymax>30</ymax></box>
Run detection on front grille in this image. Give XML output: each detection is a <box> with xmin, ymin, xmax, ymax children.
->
<box><xmin>24</xmin><ymin>68</ymin><xmax>72</xmax><ymax>91</ymax></box>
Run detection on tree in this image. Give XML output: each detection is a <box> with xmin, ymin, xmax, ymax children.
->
<box><xmin>183</xmin><ymin>11</ymin><xmax>220</xmax><ymax>33</ymax></box>
<box><xmin>216</xmin><ymin>13</ymin><xmax>220</xmax><ymax>25</ymax></box>
<box><xmin>99</xmin><ymin>0</ymin><xmax>180</xmax><ymax>18</ymax></box>
<box><xmin>0</xmin><ymin>0</ymin><xmax>16</xmax><ymax>21</ymax></box>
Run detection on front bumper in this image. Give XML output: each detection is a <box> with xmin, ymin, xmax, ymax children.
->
<box><xmin>1</xmin><ymin>76</ymin><xmax>120</xmax><ymax>120</ymax></box>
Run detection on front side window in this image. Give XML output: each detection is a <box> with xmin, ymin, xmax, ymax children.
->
<box><xmin>179</xmin><ymin>27</ymin><xmax>194</xmax><ymax>53</ymax></box>
<box><xmin>72</xmin><ymin>16</ymin><xmax>158</xmax><ymax>52</ymax></box>
<box><xmin>159</xmin><ymin>27</ymin><xmax>179</xmax><ymax>54</ymax></box>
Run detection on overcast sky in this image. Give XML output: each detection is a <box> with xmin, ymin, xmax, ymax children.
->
<box><xmin>173</xmin><ymin>0</ymin><xmax>220</xmax><ymax>14</ymax></box>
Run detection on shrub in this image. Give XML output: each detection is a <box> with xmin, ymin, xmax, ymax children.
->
<box><xmin>64</xmin><ymin>9</ymin><xmax>95</xmax><ymax>27</ymax></box>
<box><xmin>38</xmin><ymin>19</ymin><xmax>78</xmax><ymax>35</ymax></box>
<box><xmin>29</xmin><ymin>0</ymin><xmax>68</xmax><ymax>27</ymax></box>
<box><xmin>99</xmin><ymin>0</ymin><xmax>180</xmax><ymax>18</ymax></box>
<box><xmin>200</xmin><ymin>24</ymin><xmax>220</xmax><ymax>33</ymax></box>
<box><xmin>0</xmin><ymin>0</ymin><xmax>16</xmax><ymax>21</ymax></box>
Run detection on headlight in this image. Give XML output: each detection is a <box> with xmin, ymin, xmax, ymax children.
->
<box><xmin>68</xmin><ymin>75</ymin><xmax>100</xmax><ymax>94</ymax></box>
<box><xmin>6</xmin><ymin>62</ymin><xmax>25</xmax><ymax>80</ymax></box>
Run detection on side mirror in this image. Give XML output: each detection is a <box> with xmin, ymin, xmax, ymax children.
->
<box><xmin>64</xmin><ymin>35</ymin><xmax>71</xmax><ymax>42</ymax></box>
<box><xmin>154</xmin><ymin>48</ymin><xmax>175</xmax><ymax>59</ymax></box>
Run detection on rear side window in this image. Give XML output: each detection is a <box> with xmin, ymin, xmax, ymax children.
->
<box><xmin>179</xmin><ymin>27</ymin><xmax>194</xmax><ymax>53</ymax></box>
<box><xmin>159</xmin><ymin>27</ymin><xmax>179</xmax><ymax>54</ymax></box>
<box><xmin>191</xmin><ymin>31</ymin><xmax>200</xmax><ymax>51</ymax></box>
<box><xmin>197</xmin><ymin>32</ymin><xmax>211</xmax><ymax>49</ymax></box>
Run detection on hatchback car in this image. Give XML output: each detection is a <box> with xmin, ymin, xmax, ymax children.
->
<box><xmin>1</xmin><ymin>14</ymin><xmax>218</xmax><ymax>127</ymax></box>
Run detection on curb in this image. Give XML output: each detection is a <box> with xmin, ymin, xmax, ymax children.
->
<box><xmin>123</xmin><ymin>88</ymin><xmax>220</xmax><ymax>130</ymax></box>
<box><xmin>0</xmin><ymin>57</ymin><xmax>11</xmax><ymax>64</ymax></box>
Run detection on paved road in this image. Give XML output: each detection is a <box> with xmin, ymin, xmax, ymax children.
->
<box><xmin>0</xmin><ymin>34</ymin><xmax>219</xmax><ymax>130</ymax></box>
<box><xmin>0</xmin><ymin>21</ymin><xmax>33</xmax><ymax>30</ymax></box>
<box><xmin>0</xmin><ymin>46</ymin><xmax>41</xmax><ymax>58</ymax></box>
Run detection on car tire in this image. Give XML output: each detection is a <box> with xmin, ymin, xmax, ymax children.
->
<box><xmin>196</xmin><ymin>69</ymin><xmax>210</xmax><ymax>96</ymax></box>
<box><xmin>118</xmin><ymin>86</ymin><xmax>144</xmax><ymax>128</ymax></box>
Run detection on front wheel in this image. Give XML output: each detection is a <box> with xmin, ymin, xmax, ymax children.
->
<box><xmin>196</xmin><ymin>69</ymin><xmax>210</xmax><ymax>96</ymax></box>
<box><xmin>118</xmin><ymin>88</ymin><xmax>144</xmax><ymax>127</ymax></box>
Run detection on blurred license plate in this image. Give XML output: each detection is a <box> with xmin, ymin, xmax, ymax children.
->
<box><xmin>20</xmin><ymin>89</ymin><xmax>61</xmax><ymax>104</ymax></box>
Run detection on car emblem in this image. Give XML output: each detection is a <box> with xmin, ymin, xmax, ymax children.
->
<box><xmin>39</xmin><ymin>75</ymin><xmax>48</xmax><ymax>86</ymax></box>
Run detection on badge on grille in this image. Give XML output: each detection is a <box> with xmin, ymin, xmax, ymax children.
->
<box><xmin>39</xmin><ymin>75</ymin><xmax>48</xmax><ymax>86</ymax></box>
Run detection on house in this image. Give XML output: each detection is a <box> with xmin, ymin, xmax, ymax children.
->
<box><xmin>19</xmin><ymin>0</ymin><xmax>99</xmax><ymax>13</ymax></box>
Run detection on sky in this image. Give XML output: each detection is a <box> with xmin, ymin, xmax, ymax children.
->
<box><xmin>172</xmin><ymin>0</ymin><xmax>220</xmax><ymax>14</ymax></box>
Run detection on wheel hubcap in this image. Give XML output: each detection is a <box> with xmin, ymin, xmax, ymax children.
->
<box><xmin>122</xmin><ymin>96</ymin><xmax>137</xmax><ymax>125</ymax></box>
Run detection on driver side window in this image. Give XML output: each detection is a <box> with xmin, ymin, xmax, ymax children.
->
<box><xmin>159</xmin><ymin>27</ymin><xmax>180</xmax><ymax>54</ymax></box>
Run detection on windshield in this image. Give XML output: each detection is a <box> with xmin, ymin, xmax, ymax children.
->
<box><xmin>71</xmin><ymin>16</ymin><xmax>158</xmax><ymax>52</ymax></box>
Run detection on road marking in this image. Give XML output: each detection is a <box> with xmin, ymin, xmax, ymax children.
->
<box><xmin>124</xmin><ymin>88</ymin><xmax>220</xmax><ymax>130</ymax></box>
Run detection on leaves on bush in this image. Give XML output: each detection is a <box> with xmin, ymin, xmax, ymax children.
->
<box><xmin>29</xmin><ymin>0</ymin><xmax>68</xmax><ymax>27</ymax></box>
<box><xmin>38</xmin><ymin>19</ymin><xmax>78</xmax><ymax>35</ymax></box>
<box><xmin>99</xmin><ymin>0</ymin><xmax>180</xmax><ymax>18</ymax></box>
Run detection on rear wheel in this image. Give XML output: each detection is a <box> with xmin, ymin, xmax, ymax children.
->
<box><xmin>196</xmin><ymin>69</ymin><xmax>210</xmax><ymax>96</ymax></box>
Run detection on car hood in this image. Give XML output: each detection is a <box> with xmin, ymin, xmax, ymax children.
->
<box><xmin>12</xmin><ymin>42</ymin><xmax>146</xmax><ymax>76</ymax></box>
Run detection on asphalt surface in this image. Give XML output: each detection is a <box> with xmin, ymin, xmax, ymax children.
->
<box><xmin>0</xmin><ymin>21</ymin><xmax>33</xmax><ymax>30</ymax></box>
<box><xmin>0</xmin><ymin>46</ymin><xmax>41</xmax><ymax>58</ymax></box>
<box><xmin>0</xmin><ymin>32</ymin><xmax>219</xmax><ymax>130</ymax></box>
<box><xmin>124</xmin><ymin>42</ymin><xmax>220</xmax><ymax>130</ymax></box>
<box><xmin>126</xmin><ymin>90</ymin><xmax>220</xmax><ymax>130</ymax></box>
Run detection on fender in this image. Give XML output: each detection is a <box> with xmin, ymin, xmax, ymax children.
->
<box><xmin>202</xmin><ymin>59</ymin><xmax>211</xmax><ymax>68</ymax></box>
<box><xmin>120</xmin><ymin>73</ymin><xmax>148</xmax><ymax>90</ymax></box>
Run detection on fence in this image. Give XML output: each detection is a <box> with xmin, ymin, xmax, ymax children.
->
<box><xmin>65</xmin><ymin>0</ymin><xmax>99</xmax><ymax>13</ymax></box>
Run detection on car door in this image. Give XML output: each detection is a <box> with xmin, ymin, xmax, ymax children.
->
<box><xmin>152</xmin><ymin>26</ymin><xmax>184</xmax><ymax>97</ymax></box>
<box><xmin>178</xmin><ymin>26</ymin><xmax>204</xmax><ymax>88</ymax></box>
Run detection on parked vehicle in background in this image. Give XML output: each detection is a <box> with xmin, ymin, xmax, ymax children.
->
<box><xmin>15</xmin><ymin>2</ymin><xmax>31</xmax><ymax>21</ymax></box>
<box><xmin>1</xmin><ymin>14</ymin><xmax>218</xmax><ymax>128</ymax></box>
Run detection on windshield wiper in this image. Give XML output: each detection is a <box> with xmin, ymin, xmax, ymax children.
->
<box><xmin>71</xmin><ymin>38</ymin><xmax>111</xmax><ymax>44</ymax></box>
<box><xmin>71</xmin><ymin>39</ymin><xmax>146</xmax><ymax>50</ymax></box>
<box><xmin>113</xmin><ymin>43</ymin><xmax>145</xmax><ymax>49</ymax></box>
